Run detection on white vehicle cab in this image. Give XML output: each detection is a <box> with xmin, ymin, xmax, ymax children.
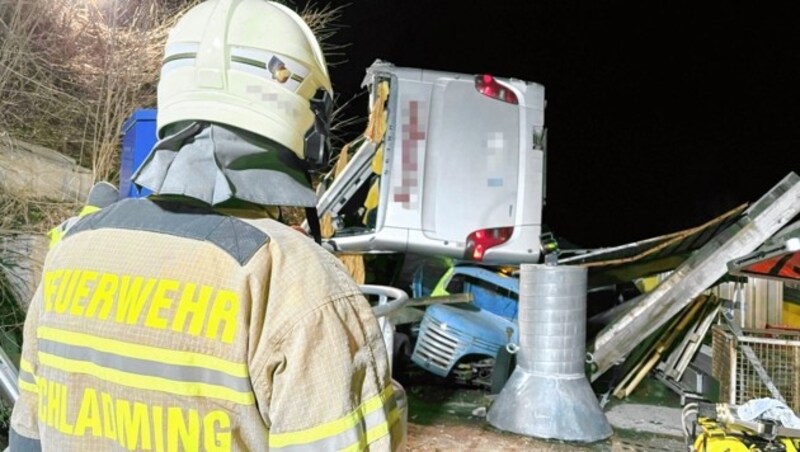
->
<box><xmin>317</xmin><ymin>60</ymin><xmax>547</xmax><ymax>265</ymax></box>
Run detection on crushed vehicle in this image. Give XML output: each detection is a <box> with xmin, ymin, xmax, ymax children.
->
<box><xmin>409</xmin><ymin>263</ymin><xmax>520</xmax><ymax>388</ymax></box>
<box><xmin>316</xmin><ymin>60</ymin><xmax>548</xmax><ymax>265</ymax></box>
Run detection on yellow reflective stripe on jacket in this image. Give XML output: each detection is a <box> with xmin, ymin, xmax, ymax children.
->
<box><xmin>37</xmin><ymin>352</ymin><xmax>255</xmax><ymax>405</ymax></box>
<box><xmin>18</xmin><ymin>378</ymin><xmax>37</xmax><ymax>394</ymax></box>
<box><xmin>20</xmin><ymin>357</ymin><xmax>34</xmax><ymax>374</ymax></box>
<box><xmin>48</xmin><ymin>205</ymin><xmax>101</xmax><ymax>249</ymax></box>
<box><xmin>36</xmin><ymin>326</ymin><xmax>254</xmax><ymax>405</ymax></box>
<box><xmin>340</xmin><ymin>407</ymin><xmax>401</xmax><ymax>452</ymax></box>
<box><xmin>37</xmin><ymin>326</ymin><xmax>248</xmax><ymax>378</ymax></box>
<box><xmin>269</xmin><ymin>384</ymin><xmax>397</xmax><ymax>450</ymax></box>
<box><xmin>18</xmin><ymin>358</ymin><xmax>38</xmax><ymax>394</ymax></box>
<box><xmin>48</xmin><ymin>223</ymin><xmax>68</xmax><ymax>249</ymax></box>
<box><xmin>78</xmin><ymin>205</ymin><xmax>101</xmax><ymax>217</ymax></box>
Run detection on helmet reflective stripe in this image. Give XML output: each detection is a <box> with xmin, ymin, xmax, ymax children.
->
<box><xmin>161</xmin><ymin>43</ymin><xmax>200</xmax><ymax>75</ymax></box>
<box><xmin>161</xmin><ymin>58</ymin><xmax>196</xmax><ymax>75</ymax></box>
<box><xmin>230</xmin><ymin>46</ymin><xmax>309</xmax><ymax>93</ymax></box>
<box><xmin>162</xmin><ymin>44</ymin><xmax>311</xmax><ymax>94</ymax></box>
<box><xmin>163</xmin><ymin>42</ymin><xmax>200</xmax><ymax>62</ymax></box>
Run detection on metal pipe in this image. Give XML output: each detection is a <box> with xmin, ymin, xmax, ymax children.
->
<box><xmin>0</xmin><ymin>346</ymin><xmax>19</xmax><ymax>405</ymax></box>
<box><xmin>487</xmin><ymin>264</ymin><xmax>612</xmax><ymax>442</ymax></box>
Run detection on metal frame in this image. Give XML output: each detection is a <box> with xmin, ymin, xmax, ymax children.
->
<box><xmin>713</xmin><ymin>325</ymin><xmax>800</xmax><ymax>411</ymax></box>
<box><xmin>360</xmin><ymin>284</ymin><xmax>409</xmax><ymax>374</ymax></box>
<box><xmin>0</xmin><ymin>346</ymin><xmax>19</xmax><ymax>405</ymax></box>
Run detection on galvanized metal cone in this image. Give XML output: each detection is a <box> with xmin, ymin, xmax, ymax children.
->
<box><xmin>487</xmin><ymin>264</ymin><xmax>612</xmax><ymax>442</ymax></box>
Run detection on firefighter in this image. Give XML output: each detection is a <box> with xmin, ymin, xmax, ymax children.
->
<box><xmin>10</xmin><ymin>1</ymin><xmax>401</xmax><ymax>450</ymax></box>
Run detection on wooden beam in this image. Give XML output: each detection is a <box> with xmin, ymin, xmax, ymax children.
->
<box><xmin>406</xmin><ymin>293</ymin><xmax>474</xmax><ymax>308</ymax></box>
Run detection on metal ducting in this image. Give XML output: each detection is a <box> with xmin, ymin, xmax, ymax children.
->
<box><xmin>487</xmin><ymin>264</ymin><xmax>612</xmax><ymax>442</ymax></box>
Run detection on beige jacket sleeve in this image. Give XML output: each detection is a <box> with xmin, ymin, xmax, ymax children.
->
<box><xmin>253</xmin><ymin>293</ymin><xmax>399</xmax><ymax>451</ymax></box>
<box><xmin>10</xmin><ymin>283</ymin><xmax>44</xmax><ymax>449</ymax></box>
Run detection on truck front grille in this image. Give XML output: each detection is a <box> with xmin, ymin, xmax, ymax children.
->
<box><xmin>412</xmin><ymin>315</ymin><xmax>468</xmax><ymax>376</ymax></box>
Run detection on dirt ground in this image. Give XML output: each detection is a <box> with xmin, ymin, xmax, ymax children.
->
<box><xmin>403</xmin><ymin>382</ymin><xmax>686</xmax><ymax>451</ymax></box>
<box><xmin>407</xmin><ymin>422</ymin><xmax>685</xmax><ymax>451</ymax></box>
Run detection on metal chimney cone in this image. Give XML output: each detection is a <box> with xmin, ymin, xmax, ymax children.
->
<box><xmin>487</xmin><ymin>264</ymin><xmax>612</xmax><ymax>442</ymax></box>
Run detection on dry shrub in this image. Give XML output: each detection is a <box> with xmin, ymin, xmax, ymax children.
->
<box><xmin>300</xmin><ymin>2</ymin><xmax>347</xmax><ymax>67</ymax></box>
<box><xmin>0</xmin><ymin>189</ymin><xmax>79</xmax><ymax>236</ymax></box>
<box><xmin>0</xmin><ymin>0</ymin><xmax>197</xmax><ymax>183</ymax></box>
<box><xmin>0</xmin><ymin>1</ymin><xmax>84</xmax><ymax>155</ymax></box>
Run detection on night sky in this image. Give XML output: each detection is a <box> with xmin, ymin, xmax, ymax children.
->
<box><xmin>301</xmin><ymin>1</ymin><xmax>799</xmax><ymax>247</ymax></box>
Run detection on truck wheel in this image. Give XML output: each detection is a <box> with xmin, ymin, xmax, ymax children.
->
<box><xmin>392</xmin><ymin>332</ymin><xmax>411</xmax><ymax>383</ymax></box>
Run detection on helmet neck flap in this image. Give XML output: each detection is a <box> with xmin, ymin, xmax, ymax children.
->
<box><xmin>133</xmin><ymin>121</ymin><xmax>317</xmax><ymax>208</ymax></box>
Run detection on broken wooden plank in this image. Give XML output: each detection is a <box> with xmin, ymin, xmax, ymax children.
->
<box><xmin>406</xmin><ymin>293</ymin><xmax>474</xmax><ymax>308</ymax></box>
<box><xmin>614</xmin><ymin>295</ymin><xmax>711</xmax><ymax>398</ymax></box>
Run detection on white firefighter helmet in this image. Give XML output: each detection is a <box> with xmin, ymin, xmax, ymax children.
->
<box><xmin>133</xmin><ymin>0</ymin><xmax>333</xmax><ymax>209</ymax></box>
<box><xmin>158</xmin><ymin>0</ymin><xmax>333</xmax><ymax>165</ymax></box>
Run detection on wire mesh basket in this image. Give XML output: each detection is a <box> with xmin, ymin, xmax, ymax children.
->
<box><xmin>712</xmin><ymin>325</ymin><xmax>800</xmax><ymax>412</ymax></box>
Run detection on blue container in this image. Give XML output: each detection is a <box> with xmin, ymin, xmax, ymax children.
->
<box><xmin>119</xmin><ymin>108</ymin><xmax>158</xmax><ymax>198</ymax></box>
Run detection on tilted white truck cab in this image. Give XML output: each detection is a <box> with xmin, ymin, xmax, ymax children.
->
<box><xmin>317</xmin><ymin>61</ymin><xmax>547</xmax><ymax>265</ymax></box>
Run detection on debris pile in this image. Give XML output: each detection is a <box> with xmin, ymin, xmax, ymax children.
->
<box><xmin>588</xmin><ymin>173</ymin><xmax>800</xmax><ymax>390</ymax></box>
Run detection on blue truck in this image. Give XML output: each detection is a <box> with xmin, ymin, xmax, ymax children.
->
<box><xmin>407</xmin><ymin>264</ymin><xmax>521</xmax><ymax>388</ymax></box>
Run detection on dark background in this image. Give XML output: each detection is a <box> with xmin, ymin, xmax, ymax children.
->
<box><xmin>299</xmin><ymin>1</ymin><xmax>799</xmax><ymax>247</ymax></box>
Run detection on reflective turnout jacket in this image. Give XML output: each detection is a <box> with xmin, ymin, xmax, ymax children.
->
<box><xmin>10</xmin><ymin>197</ymin><xmax>400</xmax><ymax>451</ymax></box>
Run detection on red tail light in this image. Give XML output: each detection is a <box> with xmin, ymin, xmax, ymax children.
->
<box><xmin>475</xmin><ymin>74</ymin><xmax>518</xmax><ymax>104</ymax></box>
<box><xmin>465</xmin><ymin>227</ymin><xmax>514</xmax><ymax>261</ymax></box>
